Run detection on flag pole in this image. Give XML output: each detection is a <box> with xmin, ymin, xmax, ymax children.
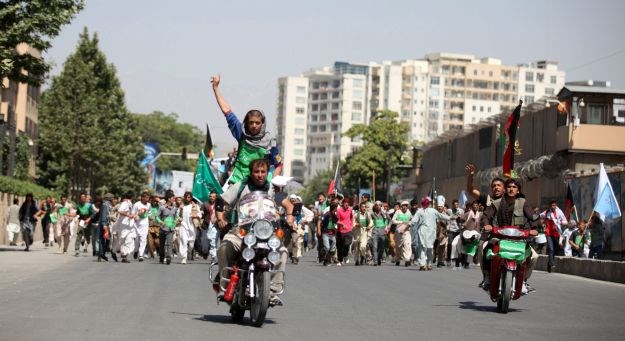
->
<box><xmin>372</xmin><ymin>171</ymin><xmax>376</xmax><ymax>201</ymax></box>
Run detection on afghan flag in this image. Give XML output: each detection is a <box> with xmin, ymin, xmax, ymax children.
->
<box><xmin>327</xmin><ymin>161</ymin><xmax>342</xmax><ymax>196</ymax></box>
<box><xmin>192</xmin><ymin>150</ymin><xmax>223</xmax><ymax>203</ymax></box>
<box><xmin>428</xmin><ymin>177</ymin><xmax>436</xmax><ymax>202</ymax></box>
<box><xmin>502</xmin><ymin>101</ymin><xmax>522</xmax><ymax>178</ymax></box>
<box><xmin>564</xmin><ymin>183</ymin><xmax>577</xmax><ymax>221</ymax></box>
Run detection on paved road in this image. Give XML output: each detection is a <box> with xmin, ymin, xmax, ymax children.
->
<box><xmin>1</xmin><ymin>243</ymin><xmax>624</xmax><ymax>341</ymax></box>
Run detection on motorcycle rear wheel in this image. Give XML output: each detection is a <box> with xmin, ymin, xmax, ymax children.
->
<box><xmin>249</xmin><ymin>271</ymin><xmax>271</xmax><ymax>327</ymax></box>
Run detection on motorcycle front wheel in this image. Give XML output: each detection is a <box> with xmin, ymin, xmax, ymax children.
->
<box><xmin>230</xmin><ymin>303</ymin><xmax>245</xmax><ymax>323</ymax></box>
<box><xmin>496</xmin><ymin>270</ymin><xmax>513</xmax><ymax>314</ymax></box>
<box><xmin>249</xmin><ymin>271</ymin><xmax>270</xmax><ymax>327</ymax></box>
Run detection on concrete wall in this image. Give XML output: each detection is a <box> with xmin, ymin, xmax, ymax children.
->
<box><xmin>536</xmin><ymin>255</ymin><xmax>625</xmax><ymax>284</ymax></box>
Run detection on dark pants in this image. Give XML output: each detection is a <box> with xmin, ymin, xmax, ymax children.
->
<box><xmin>159</xmin><ymin>230</ymin><xmax>174</xmax><ymax>261</ymax></box>
<box><xmin>371</xmin><ymin>229</ymin><xmax>386</xmax><ymax>264</ymax></box>
<box><xmin>42</xmin><ymin>217</ymin><xmax>50</xmax><ymax>243</ymax></box>
<box><xmin>589</xmin><ymin>244</ymin><xmax>603</xmax><ymax>259</ymax></box>
<box><xmin>22</xmin><ymin>221</ymin><xmax>34</xmax><ymax>249</ymax></box>
<box><xmin>97</xmin><ymin>226</ymin><xmax>110</xmax><ymax>258</ymax></box>
<box><xmin>546</xmin><ymin>236</ymin><xmax>559</xmax><ymax>267</ymax></box>
<box><xmin>447</xmin><ymin>230</ymin><xmax>460</xmax><ymax>262</ymax></box>
<box><xmin>336</xmin><ymin>231</ymin><xmax>353</xmax><ymax>262</ymax></box>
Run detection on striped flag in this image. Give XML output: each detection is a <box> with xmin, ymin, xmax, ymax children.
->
<box><xmin>503</xmin><ymin>101</ymin><xmax>522</xmax><ymax>178</ymax></box>
<box><xmin>327</xmin><ymin>161</ymin><xmax>342</xmax><ymax>196</ymax></box>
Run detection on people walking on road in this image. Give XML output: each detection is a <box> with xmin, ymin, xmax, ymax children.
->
<box><xmin>353</xmin><ymin>202</ymin><xmax>372</xmax><ymax>266</ymax></box>
<box><xmin>370</xmin><ymin>202</ymin><xmax>390</xmax><ymax>266</ymax></box>
<box><xmin>158</xmin><ymin>192</ymin><xmax>178</xmax><ymax>265</ymax></box>
<box><xmin>97</xmin><ymin>193</ymin><xmax>114</xmax><ymax>262</ymax></box>
<box><xmin>147</xmin><ymin>195</ymin><xmax>161</xmax><ymax>259</ymax></box>
<box><xmin>411</xmin><ymin>197</ymin><xmax>450</xmax><ymax>270</ymax></box>
<box><xmin>540</xmin><ymin>200</ymin><xmax>567</xmax><ymax>273</ymax></box>
<box><xmin>6</xmin><ymin>198</ymin><xmax>21</xmax><ymax>246</ymax></box>
<box><xmin>335</xmin><ymin>198</ymin><xmax>354</xmax><ymax>266</ymax></box>
<box><xmin>117</xmin><ymin>192</ymin><xmax>137</xmax><ymax>263</ymax></box>
<box><xmin>74</xmin><ymin>193</ymin><xmax>96</xmax><ymax>256</ymax></box>
<box><xmin>446</xmin><ymin>199</ymin><xmax>464</xmax><ymax>265</ymax></box>
<box><xmin>200</xmin><ymin>191</ymin><xmax>219</xmax><ymax>261</ymax></box>
<box><xmin>318</xmin><ymin>202</ymin><xmax>339</xmax><ymax>266</ymax></box>
<box><xmin>19</xmin><ymin>193</ymin><xmax>39</xmax><ymax>252</ymax></box>
<box><xmin>178</xmin><ymin>192</ymin><xmax>200</xmax><ymax>264</ymax></box>
<box><xmin>132</xmin><ymin>192</ymin><xmax>151</xmax><ymax>261</ymax></box>
<box><xmin>392</xmin><ymin>201</ymin><xmax>412</xmax><ymax>267</ymax></box>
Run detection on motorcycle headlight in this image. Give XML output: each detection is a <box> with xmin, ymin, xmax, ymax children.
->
<box><xmin>268</xmin><ymin>235</ymin><xmax>281</xmax><ymax>250</ymax></box>
<box><xmin>242</xmin><ymin>247</ymin><xmax>255</xmax><ymax>261</ymax></box>
<box><xmin>244</xmin><ymin>234</ymin><xmax>257</xmax><ymax>246</ymax></box>
<box><xmin>252</xmin><ymin>219</ymin><xmax>274</xmax><ymax>240</ymax></box>
<box><xmin>268</xmin><ymin>251</ymin><xmax>281</xmax><ymax>265</ymax></box>
<box><xmin>499</xmin><ymin>228</ymin><xmax>524</xmax><ymax>237</ymax></box>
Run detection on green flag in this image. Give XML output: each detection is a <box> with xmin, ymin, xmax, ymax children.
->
<box><xmin>192</xmin><ymin>150</ymin><xmax>223</xmax><ymax>202</ymax></box>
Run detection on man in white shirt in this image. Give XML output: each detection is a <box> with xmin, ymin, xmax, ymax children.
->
<box><xmin>132</xmin><ymin>192</ymin><xmax>151</xmax><ymax>261</ymax></box>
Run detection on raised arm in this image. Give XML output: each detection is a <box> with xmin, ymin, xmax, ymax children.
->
<box><xmin>210</xmin><ymin>74</ymin><xmax>232</xmax><ymax>115</ymax></box>
<box><xmin>465</xmin><ymin>163</ymin><xmax>481</xmax><ymax>199</ymax></box>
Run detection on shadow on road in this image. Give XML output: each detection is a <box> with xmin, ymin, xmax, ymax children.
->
<box><xmin>195</xmin><ymin>314</ymin><xmax>276</xmax><ymax>325</ymax></box>
<box><xmin>456</xmin><ymin>301</ymin><xmax>523</xmax><ymax>313</ymax></box>
<box><xmin>0</xmin><ymin>246</ymin><xmax>31</xmax><ymax>252</ymax></box>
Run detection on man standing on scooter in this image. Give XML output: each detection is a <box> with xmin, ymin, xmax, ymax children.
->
<box><xmin>480</xmin><ymin>178</ymin><xmax>540</xmax><ymax>294</ymax></box>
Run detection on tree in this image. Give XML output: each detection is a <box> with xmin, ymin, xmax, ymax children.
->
<box><xmin>343</xmin><ymin>110</ymin><xmax>410</xmax><ymax>202</ymax></box>
<box><xmin>37</xmin><ymin>28</ymin><xmax>146</xmax><ymax>198</ymax></box>
<box><xmin>298</xmin><ymin>167</ymin><xmax>334</xmax><ymax>205</ymax></box>
<box><xmin>132</xmin><ymin>111</ymin><xmax>204</xmax><ymax>173</ymax></box>
<box><xmin>0</xmin><ymin>0</ymin><xmax>85</xmax><ymax>86</ymax></box>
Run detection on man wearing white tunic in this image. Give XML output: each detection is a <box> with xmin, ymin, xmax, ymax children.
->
<box><xmin>6</xmin><ymin>198</ymin><xmax>21</xmax><ymax>246</ymax></box>
<box><xmin>132</xmin><ymin>192</ymin><xmax>151</xmax><ymax>261</ymax></box>
<box><xmin>179</xmin><ymin>191</ymin><xmax>201</xmax><ymax>264</ymax></box>
<box><xmin>392</xmin><ymin>201</ymin><xmax>412</xmax><ymax>266</ymax></box>
<box><xmin>411</xmin><ymin>197</ymin><xmax>450</xmax><ymax>270</ymax></box>
<box><xmin>117</xmin><ymin>192</ymin><xmax>136</xmax><ymax>263</ymax></box>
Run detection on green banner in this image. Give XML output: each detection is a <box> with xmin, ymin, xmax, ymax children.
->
<box><xmin>192</xmin><ymin>150</ymin><xmax>223</xmax><ymax>203</ymax></box>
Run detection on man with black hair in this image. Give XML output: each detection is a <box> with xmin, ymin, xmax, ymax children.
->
<box><xmin>480</xmin><ymin>178</ymin><xmax>540</xmax><ymax>293</ymax></box>
<box><xmin>215</xmin><ymin>158</ymin><xmax>293</xmax><ymax>305</ymax></box>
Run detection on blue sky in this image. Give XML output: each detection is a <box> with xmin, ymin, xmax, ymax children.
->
<box><xmin>45</xmin><ymin>0</ymin><xmax>625</xmax><ymax>156</ymax></box>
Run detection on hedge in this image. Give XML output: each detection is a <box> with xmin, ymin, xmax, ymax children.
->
<box><xmin>0</xmin><ymin>176</ymin><xmax>59</xmax><ymax>199</ymax></box>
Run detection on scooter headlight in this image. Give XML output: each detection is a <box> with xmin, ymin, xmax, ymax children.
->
<box><xmin>244</xmin><ymin>234</ymin><xmax>257</xmax><ymax>246</ymax></box>
<box><xmin>268</xmin><ymin>235</ymin><xmax>281</xmax><ymax>250</ymax></box>
<box><xmin>268</xmin><ymin>251</ymin><xmax>281</xmax><ymax>265</ymax></box>
<box><xmin>252</xmin><ymin>219</ymin><xmax>274</xmax><ymax>240</ymax></box>
<box><xmin>242</xmin><ymin>247</ymin><xmax>255</xmax><ymax>261</ymax></box>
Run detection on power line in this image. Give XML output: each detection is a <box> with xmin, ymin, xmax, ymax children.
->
<box><xmin>567</xmin><ymin>47</ymin><xmax>625</xmax><ymax>73</ymax></box>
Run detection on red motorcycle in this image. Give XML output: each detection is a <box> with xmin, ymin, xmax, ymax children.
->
<box><xmin>485</xmin><ymin>226</ymin><xmax>531</xmax><ymax>313</ymax></box>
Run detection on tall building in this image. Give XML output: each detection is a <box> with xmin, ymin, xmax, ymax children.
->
<box><xmin>276</xmin><ymin>76</ymin><xmax>308</xmax><ymax>179</ymax></box>
<box><xmin>276</xmin><ymin>53</ymin><xmax>566</xmax><ymax>182</ymax></box>
<box><xmin>0</xmin><ymin>43</ymin><xmax>40</xmax><ymax>177</ymax></box>
<box><xmin>517</xmin><ymin>60</ymin><xmax>566</xmax><ymax>104</ymax></box>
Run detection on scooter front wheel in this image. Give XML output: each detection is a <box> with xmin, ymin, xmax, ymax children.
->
<box><xmin>249</xmin><ymin>271</ymin><xmax>270</xmax><ymax>327</ymax></box>
<box><xmin>496</xmin><ymin>270</ymin><xmax>513</xmax><ymax>314</ymax></box>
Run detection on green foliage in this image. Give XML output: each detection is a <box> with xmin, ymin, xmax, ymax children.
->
<box><xmin>299</xmin><ymin>167</ymin><xmax>334</xmax><ymax>205</ymax></box>
<box><xmin>0</xmin><ymin>132</ymin><xmax>31</xmax><ymax>180</ymax></box>
<box><xmin>132</xmin><ymin>111</ymin><xmax>204</xmax><ymax>172</ymax></box>
<box><xmin>343</xmin><ymin>110</ymin><xmax>410</xmax><ymax>201</ymax></box>
<box><xmin>37</xmin><ymin>28</ymin><xmax>146</xmax><ymax>199</ymax></box>
<box><xmin>0</xmin><ymin>175</ymin><xmax>57</xmax><ymax>199</ymax></box>
<box><xmin>0</xmin><ymin>0</ymin><xmax>85</xmax><ymax>86</ymax></box>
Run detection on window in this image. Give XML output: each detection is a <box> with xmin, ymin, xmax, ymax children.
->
<box><xmin>545</xmin><ymin>88</ymin><xmax>554</xmax><ymax>95</ymax></box>
<box><xmin>295</xmin><ymin>128</ymin><xmax>305</xmax><ymax>135</ymax></box>
<box><xmin>312</xmin><ymin>104</ymin><xmax>318</xmax><ymax>111</ymax></box>
<box><xmin>353</xmin><ymin>89</ymin><xmax>363</xmax><ymax>99</ymax></box>
<box><xmin>331</xmin><ymin>124</ymin><xmax>339</xmax><ymax>132</ymax></box>
<box><xmin>320</xmin><ymin>114</ymin><xmax>327</xmax><ymax>121</ymax></box>
<box><xmin>332</xmin><ymin>102</ymin><xmax>339</xmax><ymax>110</ymax></box>
<box><xmin>294</xmin><ymin>149</ymin><xmax>304</xmax><ymax>156</ymax></box>
<box><xmin>430</xmin><ymin>76</ymin><xmax>440</xmax><ymax>85</ymax></box>
<box><xmin>294</xmin><ymin>138</ymin><xmax>304</xmax><ymax>145</ymax></box>
<box><xmin>331</xmin><ymin>113</ymin><xmax>339</xmax><ymax>121</ymax></box>
<box><xmin>320</xmin><ymin>93</ymin><xmax>327</xmax><ymax>100</ymax></box>
<box><xmin>296</xmin><ymin>107</ymin><xmax>305</xmax><ymax>114</ymax></box>
<box><xmin>296</xmin><ymin>86</ymin><xmax>306</xmax><ymax>93</ymax></box>
<box><xmin>332</xmin><ymin>92</ymin><xmax>339</xmax><ymax>99</ymax></box>
<box><xmin>310</xmin><ymin>126</ymin><xmax>318</xmax><ymax>133</ymax></box>
<box><xmin>525</xmin><ymin>84</ymin><xmax>535</xmax><ymax>93</ymax></box>
<box><xmin>332</xmin><ymin>80</ymin><xmax>341</xmax><ymax>88</ymax></box>
<box><xmin>473</xmin><ymin>70</ymin><xmax>477</xmax><ymax>76</ymax></box>
<box><xmin>295</xmin><ymin>117</ymin><xmax>305</xmax><ymax>125</ymax></box>
<box><xmin>312</xmin><ymin>82</ymin><xmax>319</xmax><ymax>89</ymax></box>
<box><xmin>586</xmin><ymin>105</ymin><xmax>604</xmax><ymax>124</ymax></box>
<box><xmin>525</xmin><ymin>96</ymin><xmax>534</xmax><ymax>104</ymax></box>
<box><xmin>320</xmin><ymin>103</ymin><xmax>327</xmax><ymax>111</ymax></box>
<box><xmin>353</xmin><ymin>79</ymin><xmax>363</xmax><ymax>88</ymax></box>
<box><xmin>489</xmin><ymin>71</ymin><xmax>493</xmax><ymax>77</ymax></box>
<box><xmin>472</xmin><ymin>105</ymin><xmax>476</xmax><ymax>111</ymax></box>
<box><xmin>429</xmin><ymin>99</ymin><xmax>439</xmax><ymax>107</ymax></box>
<box><xmin>487</xmin><ymin>107</ymin><xmax>491</xmax><ymax>113</ymax></box>
<box><xmin>319</xmin><ymin>125</ymin><xmax>327</xmax><ymax>132</ymax></box>
<box><xmin>550</xmin><ymin>75</ymin><xmax>557</xmax><ymax>84</ymax></box>
<box><xmin>525</xmin><ymin>72</ymin><xmax>534</xmax><ymax>82</ymax></box>
<box><xmin>352</xmin><ymin>101</ymin><xmax>362</xmax><ymax>110</ymax></box>
<box><xmin>536</xmin><ymin>73</ymin><xmax>544</xmax><ymax>82</ymax></box>
<box><xmin>479</xmin><ymin>106</ymin><xmax>483</xmax><ymax>112</ymax></box>
<box><xmin>312</xmin><ymin>94</ymin><xmax>319</xmax><ymax>100</ymax></box>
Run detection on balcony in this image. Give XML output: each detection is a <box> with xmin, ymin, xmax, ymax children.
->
<box><xmin>556</xmin><ymin>124</ymin><xmax>625</xmax><ymax>154</ymax></box>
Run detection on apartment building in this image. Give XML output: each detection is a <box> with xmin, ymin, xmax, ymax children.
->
<box><xmin>276</xmin><ymin>76</ymin><xmax>308</xmax><ymax>179</ymax></box>
<box><xmin>518</xmin><ymin>60</ymin><xmax>566</xmax><ymax>104</ymax></box>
